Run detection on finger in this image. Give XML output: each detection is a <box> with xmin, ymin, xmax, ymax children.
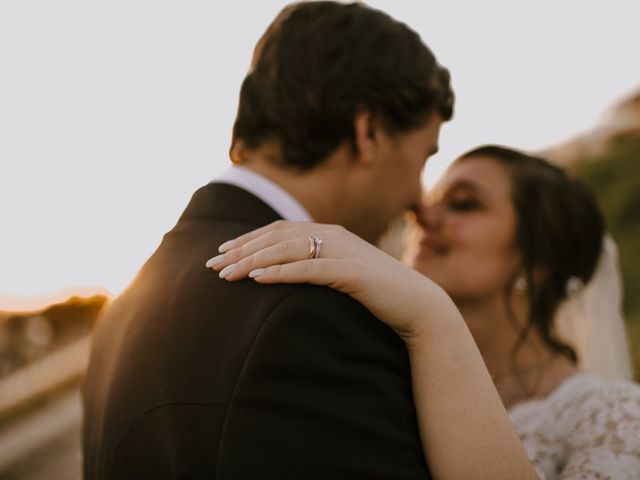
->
<box><xmin>208</xmin><ymin>220</ymin><xmax>334</xmax><ymax>270</ymax></box>
<box><xmin>208</xmin><ymin>228</ymin><xmax>304</xmax><ymax>271</ymax></box>
<box><xmin>217</xmin><ymin>220</ymin><xmax>296</xmax><ymax>253</ymax></box>
<box><xmin>248</xmin><ymin>259</ymin><xmax>339</xmax><ymax>286</ymax></box>
<box><xmin>218</xmin><ymin>237</ymin><xmax>312</xmax><ymax>281</ymax></box>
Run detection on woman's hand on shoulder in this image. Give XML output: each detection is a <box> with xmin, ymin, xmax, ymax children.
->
<box><xmin>205</xmin><ymin>220</ymin><xmax>452</xmax><ymax>343</ymax></box>
<box><xmin>206</xmin><ymin>220</ymin><xmax>380</xmax><ymax>294</ymax></box>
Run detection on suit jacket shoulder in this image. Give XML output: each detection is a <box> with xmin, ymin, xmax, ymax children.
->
<box><xmin>83</xmin><ymin>183</ymin><xmax>430</xmax><ymax>479</ymax></box>
<box><xmin>217</xmin><ymin>286</ymin><xmax>428</xmax><ymax>479</ymax></box>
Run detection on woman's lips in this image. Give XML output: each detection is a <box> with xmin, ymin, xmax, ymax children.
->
<box><xmin>419</xmin><ymin>236</ymin><xmax>449</xmax><ymax>256</ymax></box>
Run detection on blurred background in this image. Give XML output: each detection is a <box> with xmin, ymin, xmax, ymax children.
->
<box><xmin>1</xmin><ymin>0</ymin><xmax>639</xmax><ymax>478</ymax></box>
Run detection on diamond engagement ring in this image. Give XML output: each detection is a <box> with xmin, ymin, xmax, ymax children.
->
<box><xmin>308</xmin><ymin>236</ymin><xmax>323</xmax><ymax>259</ymax></box>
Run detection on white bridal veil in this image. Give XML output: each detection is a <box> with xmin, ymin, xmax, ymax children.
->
<box><xmin>555</xmin><ymin>235</ymin><xmax>634</xmax><ymax>380</ymax></box>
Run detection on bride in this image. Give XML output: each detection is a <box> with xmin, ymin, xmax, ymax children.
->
<box><xmin>207</xmin><ymin>145</ymin><xmax>640</xmax><ymax>479</ymax></box>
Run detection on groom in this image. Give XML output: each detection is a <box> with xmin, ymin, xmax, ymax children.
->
<box><xmin>83</xmin><ymin>2</ymin><xmax>453</xmax><ymax>478</ymax></box>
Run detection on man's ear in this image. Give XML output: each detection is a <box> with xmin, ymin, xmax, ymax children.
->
<box><xmin>353</xmin><ymin>111</ymin><xmax>377</xmax><ymax>166</ymax></box>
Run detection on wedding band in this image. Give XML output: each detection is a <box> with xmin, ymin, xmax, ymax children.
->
<box><xmin>308</xmin><ymin>236</ymin><xmax>323</xmax><ymax>259</ymax></box>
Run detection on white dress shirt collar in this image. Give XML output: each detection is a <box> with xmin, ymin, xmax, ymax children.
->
<box><xmin>212</xmin><ymin>165</ymin><xmax>313</xmax><ymax>222</ymax></box>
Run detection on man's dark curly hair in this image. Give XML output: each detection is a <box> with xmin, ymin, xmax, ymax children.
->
<box><xmin>231</xmin><ymin>1</ymin><xmax>454</xmax><ymax>171</ymax></box>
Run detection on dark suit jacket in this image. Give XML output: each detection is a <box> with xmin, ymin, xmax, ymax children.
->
<box><xmin>82</xmin><ymin>182</ymin><xmax>430</xmax><ymax>479</ymax></box>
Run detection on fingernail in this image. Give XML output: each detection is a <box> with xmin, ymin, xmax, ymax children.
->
<box><xmin>218</xmin><ymin>239</ymin><xmax>236</xmax><ymax>253</ymax></box>
<box><xmin>249</xmin><ymin>268</ymin><xmax>266</xmax><ymax>278</ymax></box>
<box><xmin>205</xmin><ymin>254</ymin><xmax>225</xmax><ymax>269</ymax></box>
<box><xmin>219</xmin><ymin>264</ymin><xmax>236</xmax><ymax>279</ymax></box>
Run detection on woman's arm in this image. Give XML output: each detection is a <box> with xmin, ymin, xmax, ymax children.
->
<box><xmin>206</xmin><ymin>220</ymin><xmax>539</xmax><ymax>480</ymax></box>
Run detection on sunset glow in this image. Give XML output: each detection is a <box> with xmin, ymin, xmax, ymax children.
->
<box><xmin>0</xmin><ymin>287</ymin><xmax>112</xmax><ymax>313</ymax></box>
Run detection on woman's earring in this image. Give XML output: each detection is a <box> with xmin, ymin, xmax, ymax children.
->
<box><xmin>566</xmin><ymin>276</ymin><xmax>584</xmax><ymax>296</ymax></box>
<box><xmin>514</xmin><ymin>274</ymin><xmax>528</xmax><ymax>293</ymax></box>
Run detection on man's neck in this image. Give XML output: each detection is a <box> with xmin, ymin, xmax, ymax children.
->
<box><xmin>237</xmin><ymin>143</ymin><xmax>368</xmax><ymax>237</ymax></box>
<box><xmin>240</xmin><ymin>162</ymin><xmax>336</xmax><ymax>224</ymax></box>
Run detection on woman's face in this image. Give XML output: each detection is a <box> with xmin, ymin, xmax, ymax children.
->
<box><xmin>411</xmin><ymin>156</ymin><xmax>522</xmax><ymax>302</ymax></box>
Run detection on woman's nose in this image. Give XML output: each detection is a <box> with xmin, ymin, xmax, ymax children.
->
<box><xmin>416</xmin><ymin>203</ymin><xmax>443</xmax><ymax>231</ymax></box>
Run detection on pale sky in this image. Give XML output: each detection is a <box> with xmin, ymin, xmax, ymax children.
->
<box><xmin>1</xmin><ymin>0</ymin><xmax>639</xmax><ymax>305</ymax></box>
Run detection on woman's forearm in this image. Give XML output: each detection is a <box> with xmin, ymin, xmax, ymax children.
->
<box><xmin>404</xmin><ymin>288</ymin><xmax>538</xmax><ymax>480</ymax></box>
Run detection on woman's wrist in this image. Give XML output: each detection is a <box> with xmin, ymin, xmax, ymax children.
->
<box><xmin>394</xmin><ymin>276</ymin><xmax>464</xmax><ymax>350</ymax></box>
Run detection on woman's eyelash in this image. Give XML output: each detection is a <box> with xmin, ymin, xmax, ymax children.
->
<box><xmin>448</xmin><ymin>198</ymin><xmax>479</xmax><ymax>211</ymax></box>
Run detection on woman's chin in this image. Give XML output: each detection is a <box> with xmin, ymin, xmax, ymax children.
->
<box><xmin>411</xmin><ymin>257</ymin><xmax>443</xmax><ymax>281</ymax></box>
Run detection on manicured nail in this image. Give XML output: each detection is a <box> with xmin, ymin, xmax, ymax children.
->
<box><xmin>219</xmin><ymin>264</ymin><xmax>236</xmax><ymax>279</ymax></box>
<box><xmin>205</xmin><ymin>254</ymin><xmax>225</xmax><ymax>269</ymax></box>
<box><xmin>249</xmin><ymin>268</ymin><xmax>266</xmax><ymax>278</ymax></box>
<box><xmin>218</xmin><ymin>239</ymin><xmax>236</xmax><ymax>253</ymax></box>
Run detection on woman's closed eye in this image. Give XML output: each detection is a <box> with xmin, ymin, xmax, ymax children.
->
<box><xmin>447</xmin><ymin>196</ymin><xmax>481</xmax><ymax>212</ymax></box>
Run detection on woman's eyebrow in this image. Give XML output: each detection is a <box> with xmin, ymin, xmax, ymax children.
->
<box><xmin>446</xmin><ymin>179</ymin><xmax>492</xmax><ymax>198</ymax></box>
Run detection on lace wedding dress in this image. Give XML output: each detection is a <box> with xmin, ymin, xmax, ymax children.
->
<box><xmin>509</xmin><ymin>372</ymin><xmax>640</xmax><ymax>479</ymax></box>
